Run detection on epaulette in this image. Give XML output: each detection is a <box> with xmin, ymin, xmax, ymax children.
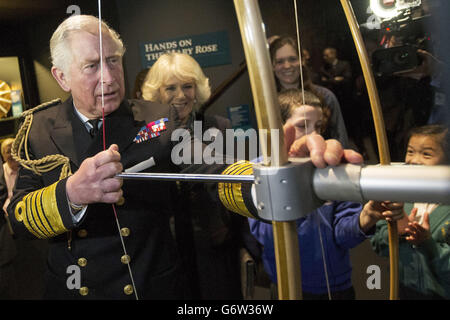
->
<box><xmin>20</xmin><ymin>98</ymin><xmax>61</xmax><ymax>119</ymax></box>
<box><xmin>12</xmin><ymin>97</ymin><xmax>71</xmax><ymax>180</ymax></box>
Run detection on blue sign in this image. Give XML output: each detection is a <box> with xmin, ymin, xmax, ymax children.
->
<box><xmin>140</xmin><ymin>31</ymin><xmax>231</xmax><ymax>69</ymax></box>
<box><xmin>227</xmin><ymin>104</ymin><xmax>252</xmax><ymax>131</ymax></box>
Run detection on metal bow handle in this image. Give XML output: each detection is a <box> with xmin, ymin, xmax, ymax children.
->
<box><xmin>118</xmin><ymin>163</ymin><xmax>450</xmax><ymax>221</ymax></box>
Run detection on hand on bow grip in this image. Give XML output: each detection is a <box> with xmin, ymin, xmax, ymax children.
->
<box><xmin>360</xmin><ymin>201</ymin><xmax>405</xmax><ymax>233</ymax></box>
<box><xmin>66</xmin><ymin>144</ymin><xmax>123</xmax><ymax>205</ymax></box>
<box><xmin>283</xmin><ymin>123</ymin><xmax>364</xmax><ymax>168</ymax></box>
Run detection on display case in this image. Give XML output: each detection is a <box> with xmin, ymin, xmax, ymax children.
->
<box><xmin>0</xmin><ymin>56</ymin><xmax>26</xmax><ymax>140</ymax></box>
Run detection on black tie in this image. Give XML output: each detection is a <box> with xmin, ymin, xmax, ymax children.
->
<box><xmin>88</xmin><ymin>119</ymin><xmax>101</xmax><ymax>137</ymax></box>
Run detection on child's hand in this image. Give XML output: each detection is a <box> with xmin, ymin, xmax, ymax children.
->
<box><xmin>359</xmin><ymin>201</ymin><xmax>405</xmax><ymax>233</ymax></box>
<box><xmin>397</xmin><ymin>208</ymin><xmax>416</xmax><ymax>235</ymax></box>
<box><xmin>283</xmin><ymin>123</ymin><xmax>363</xmax><ymax>168</ymax></box>
<box><xmin>405</xmin><ymin>210</ymin><xmax>431</xmax><ymax>246</ymax></box>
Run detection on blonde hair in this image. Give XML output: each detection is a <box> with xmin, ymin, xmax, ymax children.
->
<box><xmin>50</xmin><ymin>15</ymin><xmax>125</xmax><ymax>74</ymax></box>
<box><xmin>142</xmin><ymin>52</ymin><xmax>211</xmax><ymax>108</ymax></box>
<box><xmin>1</xmin><ymin>138</ymin><xmax>14</xmax><ymax>161</ymax></box>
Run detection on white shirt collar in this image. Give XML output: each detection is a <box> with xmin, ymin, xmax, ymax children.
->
<box><xmin>72</xmin><ymin>102</ymin><xmax>102</xmax><ymax>131</ymax></box>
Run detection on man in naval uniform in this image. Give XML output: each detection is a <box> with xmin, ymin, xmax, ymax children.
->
<box><xmin>8</xmin><ymin>15</ymin><xmax>365</xmax><ymax>300</ymax></box>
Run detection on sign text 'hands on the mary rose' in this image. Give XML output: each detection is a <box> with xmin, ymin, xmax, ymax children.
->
<box><xmin>140</xmin><ymin>31</ymin><xmax>231</xmax><ymax>69</ymax></box>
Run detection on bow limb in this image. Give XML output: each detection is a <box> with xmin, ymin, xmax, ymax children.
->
<box><xmin>340</xmin><ymin>0</ymin><xmax>398</xmax><ymax>300</ymax></box>
<box><xmin>233</xmin><ymin>0</ymin><xmax>302</xmax><ymax>300</ymax></box>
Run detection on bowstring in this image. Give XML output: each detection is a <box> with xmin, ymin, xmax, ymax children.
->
<box><xmin>293</xmin><ymin>0</ymin><xmax>305</xmax><ymax>107</ymax></box>
<box><xmin>293</xmin><ymin>0</ymin><xmax>332</xmax><ymax>300</ymax></box>
<box><xmin>98</xmin><ymin>0</ymin><xmax>139</xmax><ymax>300</ymax></box>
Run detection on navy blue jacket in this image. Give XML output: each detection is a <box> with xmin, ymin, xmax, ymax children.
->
<box><xmin>249</xmin><ymin>201</ymin><xmax>370</xmax><ymax>294</ymax></box>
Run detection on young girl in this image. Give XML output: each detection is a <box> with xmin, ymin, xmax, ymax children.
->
<box><xmin>371</xmin><ymin>124</ymin><xmax>450</xmax><ymax>299</ymax></box>
<box><xmin>249</xmin><ymin>89</ymin><xmax>403</xmax><ymax>299</ymax></box>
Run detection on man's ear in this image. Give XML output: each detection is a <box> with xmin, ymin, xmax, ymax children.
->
<box><xmin>51</xmin><ymin>66</ymin><xmax>71</xmax><ymax>92</ymax></box>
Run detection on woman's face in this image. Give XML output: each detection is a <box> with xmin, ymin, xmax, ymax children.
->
<box><xmin>405</xmin><ymin>134</ymin><xmax>446</xmax><ymax>165</ymax></box>
<box><xmin>286</xmin><ymin>105</ymin><xmax>323</xmax><ymax>140</ymax></box>
<box><xmin>159</xmin><ymin>76</ymin><xmax>196</xmax><ymax>122</ymax></box>
<box><xmin>273</xmin><ymin>44</ymin><xmax>301</xmax><ymax>89</ymax></box>
<box><xmin>2</xmin><ymin>142</ymin><xmax>19</xmax><ymax>171</ymax></box>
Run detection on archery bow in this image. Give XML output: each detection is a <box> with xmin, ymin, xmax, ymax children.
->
<box><xmin>233</xmin><ymin>0</ymin><xmax>397</xmax><ymax>300</ymax></box>
<box><xmin>234</xmin><ymin>0</ymin><xmax>303</xmax><ymax>300</ymax></box>
<box><xmin>340</xmin><ymin>0</ymin><xmax>398</xmax><ymax>300</ymax></box>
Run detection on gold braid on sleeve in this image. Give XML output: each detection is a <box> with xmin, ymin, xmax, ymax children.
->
<box><xmin>14</xmin><ymin>181</ymin><xmax>68</xmax><ymax>238</ymax></box>
<box><xmin>11</xmin><ymin>99</ymin><xmax>72</xmax><ymax>238</ymax></box>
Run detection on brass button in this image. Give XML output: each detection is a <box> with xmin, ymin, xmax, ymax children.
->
<box><xmin>123</xmin><ymin>284</ymin><xmax>134</xmax><ymax>295</ymax></box>
<box><xmin>78</xmin><ymin>258</ymin><xmax>87</xmax><ymax>267</ymax></box>
<box><xmin>79</xmin><ymin>286</ymin><xmax>89</xmax><ymax>296</ymax></box>
<box><xmin>120</xmin><ymin>227</ymin><xmax>130</xmax><ymax>237</ymax></box>
<box><xmin>77</xmin><ymin>229</ymin><xmax>88</xmax><ymax>238</ymax></box>
<box><xmin>116</xmin><ymin>196</ymin><xmax>125</xmax><ymax>206</ymax></box>
<box><xmin>121</xmin><ymin>254</ymin><xmax>131</xmax><ymax>264</ymax></box>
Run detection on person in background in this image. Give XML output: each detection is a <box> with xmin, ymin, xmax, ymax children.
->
<box><xmin>131</xmin><ymin>68</ymin><xmax>149</xmax><ymax>99</ymax></box>
<box><xmin>301</xmin><ymin>48</ymin><xmax>320</xmax><ymax>84</ymax></box>
<box><xmin>320</xmin><ymin>47</ymin><xmax>352</xmax><ymax>107</ymax></box>
<box><xmin>249</xmin><ymin>89</ymin><xmax>404</xmax><ymax>299</ymax></box>
<box><xmin>0</xmin><ymin>138</ymin><xmax>18</xmax><ymax>299</ymax></box>
<box><xmin>142</xmin><ymin>52</ymin><xmax>230</xmax><ymax>129</ymax></box>
<box><xmin>2</xmin><ymin>138</ymin><xmax>20</xmax><ymax>215</ymax></box>
<box><xmin>371</xmin><ymin>124</ymin><xmax>450</xmax><ymax>299</ymax></box>
<box><xmin>269</xmin><ymin>36</ymin><xmax>349</xmax><ymax>148</ymax></box>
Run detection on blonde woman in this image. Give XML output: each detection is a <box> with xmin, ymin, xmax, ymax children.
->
<box><xmin>142</xmin><ymin>52</ymin><xmax>217</xmax><ymax>127</ymax></box>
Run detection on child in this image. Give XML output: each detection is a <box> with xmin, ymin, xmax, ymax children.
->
<box><xmin>248</xmin><ymin>89</ymin><xmax>403</xmax><ymax>299</ymax></box>
<box><xmin>279</xmin><ymin>88</ymin><xmax>329</xmax><ymax>139</ymax></box>
<box><xmin>371</xmin><ymin>124</ymin><xmax>450</xmax><ymax>299</ymax></box>
<box><xmin>1</xmin><ymin>138</ymin><xmax>19</xmax><ymax>215</ymax></box>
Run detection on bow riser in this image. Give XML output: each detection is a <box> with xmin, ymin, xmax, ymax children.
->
<box><xmin>234</xmin><ymin>0</ymin><xmax>302</xmax><ymax>300</ymax></box>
